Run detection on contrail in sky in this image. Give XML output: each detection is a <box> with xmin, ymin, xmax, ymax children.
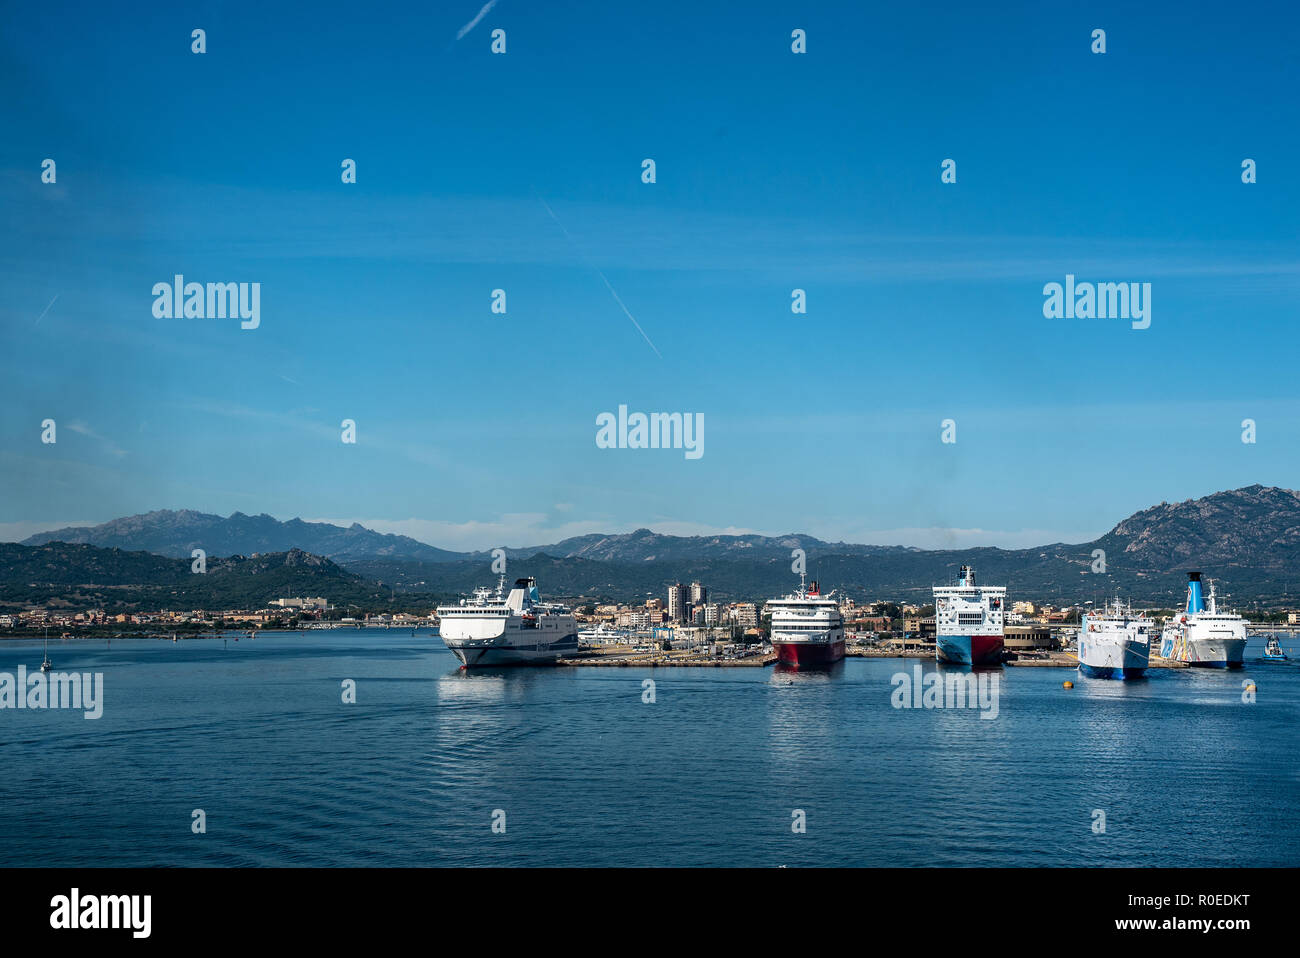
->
<box><xmin>456</xmin><ymin>0</ymin><xmax>499</xmax><ymax>40</ymax></box>
<box><xmin>536</xmin><ymin>194</ymin><xmax>663</xmax><ymax>359</ymax></box>
<box><xmin>34</xmin><ymin>293</ymin><xmax>58</xmax><ymax>326</ymax></box>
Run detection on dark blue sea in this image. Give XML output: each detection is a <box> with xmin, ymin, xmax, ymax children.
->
<box><xmin>2</xmin><ymin>630</ymin><xmax>1297</xmax><ymax>867</ymax></box>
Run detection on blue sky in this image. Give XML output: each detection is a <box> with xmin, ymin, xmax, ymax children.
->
<box><xmin>2</xmin><ymin>1</ymin><xmax>1298</xmax><ymax>552</ymax></box>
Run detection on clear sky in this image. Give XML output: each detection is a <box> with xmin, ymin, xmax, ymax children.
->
<box><xmin>2</xmin><ymin>1</ymin><xmax>1298</xmax><ymax>552</ymax></box>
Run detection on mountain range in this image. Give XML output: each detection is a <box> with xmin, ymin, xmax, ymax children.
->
<box><xmin>23</xmin><ymin>510</ymin><xmax>466</xmax><ymax>563</ymax></box>
<box><xmin>8</xmin><ymin>485</ymin><xmax>1300</xmax><ymax>609</ymax></box>
<box><xmin>21</xmin><ymin>511</ymin><xmax>912</xmax><ymax>564</ymax></box>
<box><xmin>0</xmin><ymin>544</ymin><xmax>408</xmax><ymax>613</ymax></box>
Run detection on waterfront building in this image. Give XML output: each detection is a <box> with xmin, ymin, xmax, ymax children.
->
<box><xmin>1003</xmin><ymin>624</ymin><xmax>1057</xmax><ymax>652</ymax></box>
<box><xmin>903</xmin><ymin>615</ymin><xmax>936</xmax><ymax>638</ymax></box>
<box><xmin>271</xmin><ymin>597</ymin><xmax>328</xmax><ymax>610</ymax></box>
<box><xmin>730</xmin><ymin>603</ymin><xmax>758</xmax><ymax>628</ymax></box>
<box><xmin>851</xmin><ymin>615</ymin><xmax>892</xmax><ymax>633</ymax></box>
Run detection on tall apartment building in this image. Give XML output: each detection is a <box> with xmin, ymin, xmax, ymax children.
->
<box><xmin>668</xmin><ymin>583</ymin><xmax>687</xmax><ymax>623</ymax></box>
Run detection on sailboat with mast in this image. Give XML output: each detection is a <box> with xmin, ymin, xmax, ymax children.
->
<box><xmin>41</xmin><ymin>629</ymin><xmax>52</xmax><ymax>673</ymax></box>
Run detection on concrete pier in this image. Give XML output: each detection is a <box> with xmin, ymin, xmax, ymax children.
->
<box><xmin>559</xmin><ymin>647</ymin><xmax>776</xmax><ymax>667</ymax></box>
<box><xmin>1005</xmin><ymin>652</ymin><xmax>1190</xmax><ymax>669</ymax></box>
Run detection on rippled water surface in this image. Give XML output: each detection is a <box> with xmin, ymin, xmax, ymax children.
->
<box><xmin>2</xmin><ymin>630</ymin><xmax>1297</xmax><ymax>866</ymax></box>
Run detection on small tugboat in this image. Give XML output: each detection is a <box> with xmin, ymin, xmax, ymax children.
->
<box><xmin>1263</xmin><ymin>635</ymin><xmax>1288</xmax><ymax>661</ymax></box>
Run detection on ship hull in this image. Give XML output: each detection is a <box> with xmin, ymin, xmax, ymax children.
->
<box><xmin>1159</xmin><ymin>635</ymin><xmax>1246</xmax><ymax>669</ymax></box>
<box><xmin>936</xmin><ymin>634</ymin><xmax>1003</xmax><ymax>666</ymax></box>
<box><xmin>443</xmin><ymin>633</ymin><xmax>578</xmax><ymax>668</ymax></box>
<box><xmin>1078</xmin><ymin>637</ymin><xmax>1148</xmax><ymax>679</ymax></box>
<box><xmin>1187</xmin><ymin>658</ymin><xmax>1244</xmax><ymax>669</ymax></box>
<box><xmin>773</xmin><ymin>638</ymin><xmax>845</xmax><ymax>668</ymax></box>
<box><xmin>1078</xmin><ymin>662</ymin><xmax>1147</xmax><ymax>680</ymax></box>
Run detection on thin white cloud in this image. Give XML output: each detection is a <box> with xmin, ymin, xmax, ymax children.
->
<box><xmin>456</xmin><ymin>0</ymin><xmax>499</xmax><ymax>40</ymax></box>
<box><xmin>181</xmin><ymin>400</ymin><xmax>450</xmax><ymax>470</ymax></box>
<box><xmin>66</xmin><ymin>420</ymin><xmax>127</xmax><ymax>458</ymax></box>
<box><xmin>829</xmin><ymin>526</ymin><xmax>1099</xmax><ymax>551</ymax></box>
<box><xmin>14</xmin><ymin>173</ymin><xmax>1299</xmax><ymax>286</ymax></box>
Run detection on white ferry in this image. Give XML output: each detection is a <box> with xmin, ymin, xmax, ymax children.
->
<box><xmin>436</xmin><ymin>576</ymin><xmax>577</xmax><ymax>668</ymax></box>
<box><xmin>1158</xmin><ymin>573</ymin><xmax>1246</xmax><ymax>668</ymax></box>
<box><xmin>766</xmin><ymin>575</ymin><xmax>845</xmax><ymax>667</ymax></box>
<box><xmin>1078</xmin><ymin>598</ymin><xmax>1150</xmax><ymax>679</ymax></box>
<box><xmin>933</xmin><ymin>565</ymin><xmax>1006</xmax><ymax>666</ymax></box>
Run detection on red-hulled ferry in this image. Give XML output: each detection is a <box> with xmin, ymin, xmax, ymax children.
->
<box><xmin>767</xmin><ymin>575</ymin><xmax>845</xmax><ymax>668</ymax></box>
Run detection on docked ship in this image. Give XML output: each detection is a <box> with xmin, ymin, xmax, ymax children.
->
<box><xmin>1078</xmin><ymin>598</ymin><xmax>1151</xmax><ymax>679</ymax></box>
<box><xmin>767</xmin><ymin>575</ymin><xmax>845</xmax><ymax>667</ymax></box>
<box><xmin>1158</xmin><ymin>572</ymin><xmax>1246</xmax><ymax>668</ymax></box>
<box><xmin>436</xmin><ymin>576</ymin><xmax>578</xmax><ymax>668</ymax></box>
<box><xmin>933</xmin><ymin>565</ymin><xmax>1005</xmax><ymax>666</ymax></box>
<box><xmin>578</xmin><ymin>623</ymin><xmax>631</xmax><ymax>646</ymax></box>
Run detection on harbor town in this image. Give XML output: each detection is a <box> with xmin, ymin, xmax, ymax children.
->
<box><xmin>4</xmin><ymin>575</ymin><xmax>1293</xmax><ymax>671</ymax></box>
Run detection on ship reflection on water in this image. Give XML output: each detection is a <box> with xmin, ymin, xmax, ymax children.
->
<box><xmin>433</xmin><ymin>662</ymin><xmax>552</xmax><ymax>707</ymax></box>
<box><xmin>764</xmin><ymin>660</ymin><xmax>843</xmax><ymax>764</ymax></box>
<box><xmin>770</xmin><ymin>659</ymin><xmax>846</xmax><ymax>682</ymax></box>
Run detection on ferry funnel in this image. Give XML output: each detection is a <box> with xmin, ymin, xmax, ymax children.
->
<box><xmin>1185</xmin><ymin>572</ymin><xmax>1205</xmax><ymax>614</ymax></box>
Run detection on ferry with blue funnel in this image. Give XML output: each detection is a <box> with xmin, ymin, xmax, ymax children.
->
<box><xmin>1158</xmin><ymin>572</ymin><xmax>1246</xmax><ymax>668</ymax></box>
<box><xmin>1078</xmin><ymin>598</ymin><xmax>1150</xmax><ymax>679</ymax></box>
<box><xmin>933</xmin><ymin>565</ymin><xmax>1005</xmax><ymax>666</ymax></box>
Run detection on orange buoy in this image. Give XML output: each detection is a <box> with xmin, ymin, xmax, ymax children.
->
<box><xmin>1063</xmin><ymin>680</ymin><xmax>1074</xmax><ymax>689</ymax></box>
